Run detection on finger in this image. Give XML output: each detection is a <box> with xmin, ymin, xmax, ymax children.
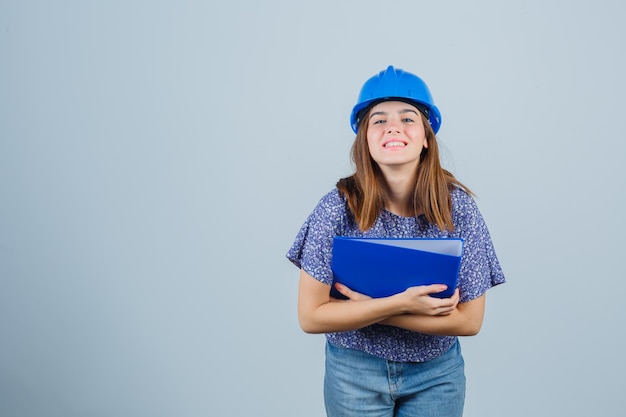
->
<box><xmin>447</xmin><ymin>289</ymin><xmax>460</xmax><ymax>306</ymax></box>
<box><xmin>438</xmin><ymin>288</ymin><xmax>460</xmax><ymax>303</ymax></box>
<box><xmin>436</xmin><ymin>301</ymin><xmax>458</xmax><ymax>314</ymax></box>
<box><xmin>334</xmin><ymin>283</ymin><xmax>351</xmax><ymax>296</ymax></box>
<box><xmin>431</xmin><ymin>300</ymin><xmax>458</xmax><ymax>315</ymax></box>
<box><xmin>435</xmin><ymin>309</ymin><xmax>455</xmax><ymax>316</ymax></box>
<box><xmin>435</xmin><ymin>295</ymin><xmax>458</xmax><ymax>307</ymax></box>
<box><xmin>334</xmin><ymin>283</ymin><xmax>370</xmax><ymax>301</ymax></box>
<box><xmin>407</xmin><ymin>284</ymin><xmax>448</xmax><ymax>296</ymax></box>
<box><xmin>428</xmin><ymin>284</ymin><xmax>449</xmax><ymax>294</ymax></box>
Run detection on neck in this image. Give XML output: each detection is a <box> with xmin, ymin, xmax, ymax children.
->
<box><xmin>380</xmin><ymin>167</ymin><xmax>417</xmax><ymax>217</ymax></box>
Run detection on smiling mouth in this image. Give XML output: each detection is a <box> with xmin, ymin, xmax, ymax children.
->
<box><xmin>384</xmin><ymin>141</ymin><xmax>407</xmax><ymax>148</ymax></box>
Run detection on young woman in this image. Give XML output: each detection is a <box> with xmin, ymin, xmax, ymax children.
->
<box><xmin>287</xmin><ymin>65</ymin><xmax>505</xmax><ymax>417</ymax></box>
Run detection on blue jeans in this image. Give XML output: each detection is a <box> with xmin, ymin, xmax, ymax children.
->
<box><xmin>324</xmin><ymin>340</ymin><xmax>466</xmax><ymax>417</ymax></box>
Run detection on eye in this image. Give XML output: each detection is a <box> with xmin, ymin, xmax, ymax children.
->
<box><xmin>372</xmin><ymin>119</ymin><xmax>386</xmax><ymax>125</ymax></box>
<box><xmin>402</xmin><ymin>117</ymin><xmax>415</xmax><ymax>123</ymax></box>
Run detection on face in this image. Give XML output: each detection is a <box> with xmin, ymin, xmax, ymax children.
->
<box><xmin>366</xmin><ymin>101</ymin><xmax>428</xmax><ymax>172</ymax></box>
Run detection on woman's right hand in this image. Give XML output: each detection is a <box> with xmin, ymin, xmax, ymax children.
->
<box><xmin>395</xmin><ymin>285</ymin><xmax>460</xmax><ymax>316</ymax></box>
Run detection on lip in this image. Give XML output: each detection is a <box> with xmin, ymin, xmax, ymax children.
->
<box><xmin>382</xmin><ymin>138</ymin><xmax>408</xmax><ymax>148</ymax></box>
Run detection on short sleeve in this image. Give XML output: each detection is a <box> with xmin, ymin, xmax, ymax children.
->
<box><xmin>452</xmin><ymin>189</ymin><xmax>506</xmax><ymax>302</ymax></box>
<box><xmin>286</xmin><ymin>189</ymin><xmax>349</xmax><ymax>285</ymax></box>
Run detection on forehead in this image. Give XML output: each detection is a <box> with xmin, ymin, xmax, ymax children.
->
<box><xmin>370</xmin><ymin>100</ymin><xmax>419</xmax><ymax>114</ymax></box>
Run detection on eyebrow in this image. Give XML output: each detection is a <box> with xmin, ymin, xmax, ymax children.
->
<box><xmin>369</xmin><ymin>108</ymin><xmax>419</xmax><ymax>119</ymax></box>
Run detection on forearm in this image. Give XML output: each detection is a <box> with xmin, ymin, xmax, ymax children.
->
<box><xmin>298</xmin><ymin>270</ymin><xmax>474</xmax><ymax>334</ymax></box>
<box><xmin>380</xmin><ymin>296</ymin><xmax>486</xmax><ymax>336</ymax></box>
<box><xmin>380</xmin><ymin>310</ymin><xmax>478</xmax><ymax>336</ymax></box>
<box><xmin>299</xmin><ymin>297</ymin><xmax>403</xmax><ymax>334</ymax></box>
<box><xmin>299</xmin><ymin>269</ymin><xmax>410</xmax><ymax>333</ymax></box>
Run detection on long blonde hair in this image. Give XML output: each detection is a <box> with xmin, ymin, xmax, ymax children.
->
<box><xmin>336</xmin><ymin>110</ymin><xmax>472</xmax><ymax>232</ymax></box>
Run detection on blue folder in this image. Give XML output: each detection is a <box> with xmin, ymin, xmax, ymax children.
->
<box><xmin>330</xmin><ymin>237</ymin><xmax>464</xmax><ymax>299</ymax></box>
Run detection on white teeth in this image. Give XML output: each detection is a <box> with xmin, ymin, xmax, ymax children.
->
<box><xmin>384</xmin><ymin>141</ymin><xmax>405</xmax><ymax>148</ymax></box>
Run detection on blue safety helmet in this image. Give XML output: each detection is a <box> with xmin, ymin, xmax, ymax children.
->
<box><xmin>350</xmin><ymin>65</ymin><xmax>442</xmax><ymax>134</ymax></box>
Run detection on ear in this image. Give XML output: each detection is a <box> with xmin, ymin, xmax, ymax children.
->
<box><xmin>421</xmin><ymin>118</ymin><xmax>430</xmax><ymax>149</ymax></box>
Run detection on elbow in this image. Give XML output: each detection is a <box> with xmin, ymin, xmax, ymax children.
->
<box><xmin>298</xmin><ymin>314</ymin><xmax>325</xmax><ymax>334</ymax></box>
<box><xmin>301</xmin><ymin>326</ymin><xmax>323</xmax><ymax>335</ymax></box>
<box><xmin>299</xmin><ymin>322</ymin><xmax>320</xmax><ymax>334</ymax></box>
<box><xmin>458</xmin><ymin>320</ymin><xmax>483</xmax><ymax>336</ymax></box>
<box><xmin>455</xmin><ymin>299</ymin><xmax>486</xmax><ymax>336</ymax></box>
<box><xmin>459</xmin><ymin>327</ymin><xmax>481</xmax><ymax>337</ymax></box>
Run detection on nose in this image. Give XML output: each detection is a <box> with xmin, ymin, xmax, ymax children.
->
<box><xmin>387</xmin><ymin>122</ymin><xmax>400</xmax><ymax>133</ymax></box>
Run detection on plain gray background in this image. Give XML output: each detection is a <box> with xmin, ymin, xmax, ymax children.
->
<box><xmin>1</xmin><ymin>1</ymin><xmax>625</xmax><ymax>416</ymax></box>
